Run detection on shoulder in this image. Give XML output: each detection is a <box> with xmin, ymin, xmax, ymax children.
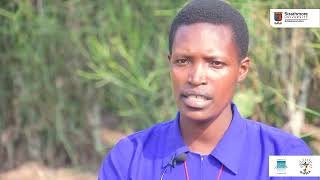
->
<box><xmin>103</xmin><ymin>119</ymin><xmax>175</xmax><ymax>161</ymax></box>
<box><xmin>123</xmin><ymin>119</ymin><xmax>175</xmax><ymax>148</ymax></box>
<box><xmin>98</xmin><ymin>120</ymin><xmax>175</xmax><ymax>179</ymax></box>
<box><xmin>245</xmin><ymin>119</ymin><xmax>312</xmax><ymax>155</ymax></box>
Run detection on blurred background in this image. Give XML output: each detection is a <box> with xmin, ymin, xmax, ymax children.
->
<box><xmin>0</xmin><ymin>0</ymin><xmax>319</xmax><ymax>179</ymax></box>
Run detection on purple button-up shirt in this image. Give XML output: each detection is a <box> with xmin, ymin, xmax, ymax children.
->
<box><xmin>98</xmin><ymin>103</ymin><xmax>318</xmax><ymax>180</ymax></box>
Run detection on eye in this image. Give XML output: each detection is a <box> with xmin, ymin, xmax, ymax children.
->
<box><xmin>173</xmin><ymin>58</ymin><xmax>190</xmax><ymax>65</ymax></box>
<box><xmin>209</xmin><ymin>60</ymin><xmax>225</xmax><ymax>68</ymax></box>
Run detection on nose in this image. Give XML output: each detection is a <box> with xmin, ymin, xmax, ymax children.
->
<box><xmin>187</xmin><ymin>63</ymin><xmax>207</xmax><ymax>86</ymax></box>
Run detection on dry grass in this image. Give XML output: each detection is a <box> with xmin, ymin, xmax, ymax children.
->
<box><xmin>0</xmin><ymin>127</ymin><xmax>127</xmax><ymax>180</ymax></box>
<box><xmin>0</xmin><ymin>162</ymin><xmax>96</xmax><ymax>180</ymax></box>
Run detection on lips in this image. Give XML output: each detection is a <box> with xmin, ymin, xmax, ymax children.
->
<box><xmin>180</xmin><ymin>90</ymin><xmax>212</xmax><ymax>109</ymax></box>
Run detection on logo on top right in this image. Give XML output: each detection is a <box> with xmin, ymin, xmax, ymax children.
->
<box><xmin>270</xmin><ymin>9</ymin><xmax>320</xmax><ymax>28</ymax></box>
<box><xmin>274</xmin><ymin>12</ymin><xmax>283</xmax><ymax>22</ymax></box>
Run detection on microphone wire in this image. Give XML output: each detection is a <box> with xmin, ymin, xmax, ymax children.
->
<box><xmin>183</xmin><ymin>161</ymin><xmax>190</xmax><ymax>180</ymax></box>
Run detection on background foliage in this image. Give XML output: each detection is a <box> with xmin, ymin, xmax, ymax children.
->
<box><xmin>0</xmin><ymin>0</ymin><xmax>319</xmax><ymax>173</ymax></box>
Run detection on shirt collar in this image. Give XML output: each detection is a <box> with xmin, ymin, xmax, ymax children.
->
<box><xmin>211</xmin><ymin>103</ymin><xmax>247</xmax><ymax>175</ymax></box>
<box><xmin>162</xmin><ymin>103</ymin><xmax>247</xmax><ymax>174</ymax></box>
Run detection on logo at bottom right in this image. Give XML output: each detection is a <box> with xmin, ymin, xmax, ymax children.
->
<box><xmin>299</xmin><ymin>158</ymin><xmax>312</xmax><ymax>175</ymax></box>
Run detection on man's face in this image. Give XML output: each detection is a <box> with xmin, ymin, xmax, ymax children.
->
<box><xmin>169</xmin><ymin>23</ymin><xmax>249</xmax><ymax>122</ymax></box>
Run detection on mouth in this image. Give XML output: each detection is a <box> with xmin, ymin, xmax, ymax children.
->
<box><xmin>180</xmin><ymin>91</ymin><xmax>212</xmax><ymax>109</ymax></box>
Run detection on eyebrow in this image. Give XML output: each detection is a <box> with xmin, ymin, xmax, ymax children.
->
<box><xmin>203</xmin><ymin>55</ymin><xmax>227</xmax><ymax>61</ymax></box>
<box><xmin>171</xmin><ymin>53</ymin><xmax>192</xmax><ymax>58</ymax></box>
<box><xmin>172</xmin><ymin>53</ymin><xmax>227</xmax><ymax>61</ymax></box>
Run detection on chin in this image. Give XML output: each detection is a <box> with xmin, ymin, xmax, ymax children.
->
<box><xmin>180</xmin><ymin>107</ymin><xmax>214</xmax><ymax>122</ymax></box>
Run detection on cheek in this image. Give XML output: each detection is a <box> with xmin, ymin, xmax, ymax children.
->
<box><xmin>170</xmin><ymin>70</ymin><xmax>180</xmax><ymax>95</ymax></box>
<box><xmin>209</xmin><ymin>67</ymin><xmax>237</xmax><ymax>79</ymax></box>
<box><xmin>208</xmin><ymin>70</ymin><xmax>238</xmax><ymax>93</ymax></box>
<box><xmin>171</xmin><ymin>69</ymin><xmax>186</xmax><ymax>87</ymax></box>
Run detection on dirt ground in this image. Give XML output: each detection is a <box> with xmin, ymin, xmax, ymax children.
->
<box><xmin>0</xmin><ymin>162</ymin><xmax>96</xmax><ymax>180</ymax></box>
<box><xmin>0</xmin><ymin>127</ymin><xmax>127</xmax><ymax>180</ymax></box>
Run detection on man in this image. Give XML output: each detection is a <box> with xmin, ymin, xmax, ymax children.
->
<box><xmin>99</xmin><ymin>0</ymin><xmax>316</xmax><ymax>179</ymax></box>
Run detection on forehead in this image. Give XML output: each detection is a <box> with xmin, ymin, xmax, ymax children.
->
<box><xmin>172</xmin><ymin>23</ymin><xmax>237</xmax><ymax>55</ymax></box>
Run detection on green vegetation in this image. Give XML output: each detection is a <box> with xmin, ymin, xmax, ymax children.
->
<box><xmin>0</xmin><ymin>0</ymin><xmax>319</xmax><ymax>171</ymax></box>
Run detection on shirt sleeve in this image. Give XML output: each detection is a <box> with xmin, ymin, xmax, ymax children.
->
<box><xmin>98</xmin><ymin>138</ymin><xmax>134</xmax><ymax>180</ymax></box>
<box><xmin>284</xmin><ymin>138</ymin><xmax>312</xmax><ymax>155</ymax></box>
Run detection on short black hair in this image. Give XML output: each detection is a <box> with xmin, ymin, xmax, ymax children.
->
<box><xmin>168</xmin><ymin>0</ymin><xmax>249</xmax><ymax>60</ymax></box>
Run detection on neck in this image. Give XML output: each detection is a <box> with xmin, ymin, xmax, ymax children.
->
<box><xmin>180</xmin><ymin>104</ymin><xmax>233</xmax><ymax>155</ymax></box>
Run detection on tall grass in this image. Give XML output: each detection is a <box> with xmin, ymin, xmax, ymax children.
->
<box><xmin>0</xmin><ymin>0</ymin><xmax>106</xmax><ymax>170</ymax></box>
<box><xmin>79</xmin><ymin>0</ymin><xmax>182</xmax><ymax>131</ymax></box>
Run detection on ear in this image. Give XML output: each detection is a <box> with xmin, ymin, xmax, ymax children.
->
<box><xmin>237</xmin><ymin>57</ymin><xmax>250</xmax><ymax>82</ymax></box>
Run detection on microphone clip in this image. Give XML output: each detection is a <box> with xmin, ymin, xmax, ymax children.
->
<box><xmin>169</xmin><ymin>152</ymin><xmax>187</xmax><ymax>168</ymax></box>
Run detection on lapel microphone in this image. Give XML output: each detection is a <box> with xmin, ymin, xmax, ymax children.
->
<box><xmin>160</xmin><ymin>153</ymin><xmax>188</xmax><ymax>180</ymax></box>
